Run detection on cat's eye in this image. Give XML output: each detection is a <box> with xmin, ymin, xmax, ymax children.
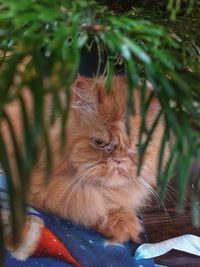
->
<box><xmin>90</xmin><ymin>137</ymin><xmax>107</xmax><ymax>149</ymax></box>
<box><xmin>94</xmin><ymin>139</ymin><xmax>105</xmax><ymax>146</ymax></box>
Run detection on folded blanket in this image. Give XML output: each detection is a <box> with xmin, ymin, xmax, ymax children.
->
<box><xmin>0</xmin><ymin>176</ymin><xmax>155</xmax><ymax>267</ymax></box>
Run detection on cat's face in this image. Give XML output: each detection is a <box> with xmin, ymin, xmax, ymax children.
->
<box><xmin>65</xmin><ymin>75</ymin><xmax>160</xmax><ymax>188</ymax></box>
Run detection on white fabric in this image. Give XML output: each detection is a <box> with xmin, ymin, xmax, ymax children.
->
<box><xmin>135</xmin><ymin>234</ymin><xmax>200</xmax><ymax>260</ymax></box>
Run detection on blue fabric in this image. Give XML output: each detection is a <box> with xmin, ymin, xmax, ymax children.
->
<box><xmin>1</xmin><ymin>175</ymin><xmax>155</xmax><ymax>266</ymax></box>
<box><xmin>5</xmin><ymin>251</ymin><xmax>73</xmax><ymax>267</ymax></box>
<box><xmin>28</xmin><ymin>208</ymin><xmax>155</xmax><ymax>267</ymax></box>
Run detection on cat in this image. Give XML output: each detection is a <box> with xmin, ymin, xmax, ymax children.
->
<box><xmin>2</xmin><ymin>75</ymin><xmax>164</xmax><ymax>244</ymax></box>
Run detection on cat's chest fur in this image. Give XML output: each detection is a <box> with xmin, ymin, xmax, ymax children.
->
<box><xmin>53</xmin><ymin>181</ymin><xmax>146</xmax><ymax>227</ymax></box>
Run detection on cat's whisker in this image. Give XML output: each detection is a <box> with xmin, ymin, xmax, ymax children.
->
<box><xmin>143</xmin><ymin>172</ymin><xmax>177</xmax><ymax>203</ymax></box>
<box><xmin>128</xmin><ymin>149</ymin><xmax>138</xmax><ymax>155</ymax></box>
<box><xmin>58</xmin><ymin>171</ymin><xmax>93</xmax><ymax>210</ymax></box>
<box><xmin>139</xmin><ymin>170</ymin><xmax>170</xmax><ymax>212</ymax></box>
<box><xmin>56</xmin><ymin>174</ymin><xmax>85</xmax><ymax>204</ymax></box>
<box><xmin>98</xmin><ymin>176</ymin><xmax>104</xmax><ymax>188</ymax></box>
<box><xmin>166</xmin><ymin>184</ymin><xmax>177</xmax><ymax>194</ymax></box>
<box><xmin>64</xmin><ymin>175</ymin><xmax>88</xmax><ymax>209</ymax></box>
<box><xmin>58</xmin><ymin>162</ymin><xmax>103</xmax><ymax>206</ymax></box>
<box><xmin>88</xmin><ymin>176</ymin><xmax>101</xmax><ymax>205</ymax></box>
<box><xmin>130</xmin><ymin>164</ymin><xmax>171</xmax><ymax>222</ymax></box>
<box><xmin>124</xmin><ymin>172</ymin><xmax>163</xmax><ymax>211</ymax></box>
<box><xmin>138</xmin><ymin>176</ymin><xmax>161</xmax><ymax>209</ymax></box>
<box><xmin>82</xmin><ymin>158</ymin><xmax>104</xmax><ymax>170</ymax></box>
<box><xmin>85</xmin><ymin>171</ymin><xmax>99</xmax><ymax>205</ymax></box>
<box><xmin>165</xmin><ymin>189</ymin><xmax>177</xmax><ymax>204</ymax></box>
<box><xmin>165</xmin><ymin>184</ymin><xmax>178</xmax><ymax>202</ymax></box>
<box><xmin>64</xmin><ymin>166</ymin><xmax>103</xmax><ymax>208</ymax></box>
<box><xmin>138</xmin><ymin>177</ymin><xmax>171</xmax><ymax>221</ymax></box>
<box><xmin>57</xmin><ymin>178</ymin><xmax>82</xmax><ymax>208</ymax></box>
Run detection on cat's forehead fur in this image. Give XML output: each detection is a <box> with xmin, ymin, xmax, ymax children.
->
<box><xmin>70</xmin><ymin>75</ymin><xmax>129</xmax><ymax>148</ymax></box>
<box><xmin>69</xmin><ymin>75</ymin><xmax>162</xmax><ymax>158</ymax></box>
<box><xmin>72</xmin><ymin>75</ymin><xmax>127</xmax><ymax>123</ymax></box>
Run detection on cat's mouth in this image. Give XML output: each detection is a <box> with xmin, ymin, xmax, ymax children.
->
<box><xmin>77</xmin><ymin>160</ymin><xmax>133</xmax><ymax>187</ymax></box>
<box><xmin>108</xmin><ymin>166</ymin><xmax>131</xmax><ymax>180</ymax></box>
<box><xmin>102</xmin><ymin>169</ymin><xmax>132</xmax><ymax>187</ymax></box>
<box><xmin>111</xmin><ymin>167</ymin><xmax>124</xmax><ymax>175</ymax></box>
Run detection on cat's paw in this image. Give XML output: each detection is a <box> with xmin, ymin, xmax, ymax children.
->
<box><xmin>97</xmin><ymin>209</ymin><xmax>143</xmax><ymax>243</ymax></box>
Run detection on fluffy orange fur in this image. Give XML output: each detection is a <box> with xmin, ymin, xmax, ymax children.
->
<box><xmin>3</xmin><ymin>75</ymin><xmax>164</xmax><ymax>243</ymax></box>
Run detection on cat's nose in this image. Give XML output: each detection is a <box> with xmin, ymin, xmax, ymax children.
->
<box><xmin>113</xmin><ymin>158</ymin><xmax>121</xmax><ymax>165</ymax></box>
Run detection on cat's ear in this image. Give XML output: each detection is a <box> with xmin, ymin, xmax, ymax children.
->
<box><xmin>72</xmin><ymin>75</ymin><xmax>98</xmax><ymax>113</ymax></box>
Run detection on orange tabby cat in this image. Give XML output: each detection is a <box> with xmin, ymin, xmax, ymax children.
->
<box><xmin>3</xmin><ymin>75</ymin><xmax>164</xmax><ymax>243</ymax></box>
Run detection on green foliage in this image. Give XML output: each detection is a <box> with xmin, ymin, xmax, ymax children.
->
<box><xmin>0</xmin><ymin>0</ymin><xmax>199</xmax><ymax>253</ymax></box>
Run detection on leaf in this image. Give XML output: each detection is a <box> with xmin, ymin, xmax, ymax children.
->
<box><xmin>176</xmin><ymin>154</ymin><xmax>192</xmax><ymax>213</ymax></box>
<box><xmin>77</xmin><ymin>33</ymin><xmax>88</xmax><ymax>48</ymax></box>
<box><xmin>159</xmin><ymin>143</ymin><xmax>178</xmax><ymax>199</ymax></box>
<box><xmin>42</xmin><ymin>126</ymin><xmax>52</xmax><ymax>182</ymax></box>
<box><xmin>2</xmin><ymin>111</ymin><xmax>23</xmax><ymax>181</ymax></box>
<box><xmin>18</xmin><ymin>94</ymin><xmax>35</xmax><ymax>177</ymax></box>
<box><xmin>0</xmin><ymin>131</ymin><xmax>25</xmax><ymax>244</ymax></box>
<box><xmin>0</xmin><ymin>213</ymin><xmax>5</xmax><ymax>267</ymax></box>
<box><xmin>157</xmin><ymin>127</ymin><xmax>169</xmax><ymax>182</ymax></box>
<box><xmin>123</xmin><ymin>37</ymin><xmax>151</xmax><ymax>63</ymax></box>
<box><xmin>192</xmin><ymin>177</ymin><xmax>200</xmax><ymax>227</ymax></box>
<box><xmin>105</xmin><ymin>56</ymin><xmax>114</xmax><ymax>95</ymax></box>
<box><xmin>138</xmin><ymin>110</ymin><xmax>163</xmax><ymax>175</ymax></box>
<box><xmin>0</xmin><ymin>53</ymin><xmax>24</xmax><ymax>111</ymax></box>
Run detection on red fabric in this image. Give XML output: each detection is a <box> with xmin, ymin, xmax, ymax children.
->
<box><xmin>34</xmin><ymin>226</ymin><xmax>81</xmax><ymax>267</ymax></box>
